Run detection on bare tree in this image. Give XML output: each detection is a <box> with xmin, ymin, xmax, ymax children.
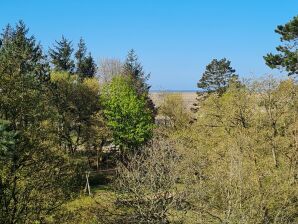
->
<box><xmin>102</xmin><ymin>137</ymin><xmax>188</xmax><ymax>223</ymax></box>
<box><xmin>98</xmin><ymin>58</ymin><xmax>123</xmax><ymax>83</ymax></box>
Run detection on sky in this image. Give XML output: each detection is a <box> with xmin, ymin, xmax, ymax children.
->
<box><xmin>1</xmin><ymin>0</ymin><xmax>297</xmax><ymax>90</ymax></box>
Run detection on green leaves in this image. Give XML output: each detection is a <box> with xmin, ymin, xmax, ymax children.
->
<box><xmin>50</xmin><ymin>71</ymin><xmax>102</xmax><ymax>153</ymax></box>
<box><xmin>101</xmin><ymin>76</ymin><xmax>154</xmax><ymax>152</ymax></box>
<box><xmin>0</xmin><ymin>22</ymin><xmax>84</xmax><ymax>223</ymax></box>
<box><xmin>0</xmin><ymin>120</ymin><xmax>17</xmax><ymax>159</ymax></box>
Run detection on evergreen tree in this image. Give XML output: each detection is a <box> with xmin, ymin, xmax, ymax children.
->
<box><xmin>75</xmin><ymin>38</ymin><xmax>97</xmax><ymax>79</ymax></box>
<box><xmin>75</xmin><ymin>37</ymin><xmax>87</xmax><ymax>65</ymax></box>
<box><xmin>123</xmin><ymin>49</ymin><xmax>149</xmax><ymax>93</ymax></box>
<box><xmin>0</xmin><ymin>21</ymin><xmax>49</xmax><ymax>83</ymax></box>
<box><xmin>123</xmin><ymin>49</ymin><xmax>157</xmax><ymax>117</ymax></box>
<box><xmin>0</xmin><ymin>24</ymin><xmax>13</xmax><ymax>47</ymax></box>
<box><xmin>264</xmin><ymin>15</ymin><xmax>298</xmax><ymax>76</ymax></box>
<box><xmin>49</xmin><ymin>36</ymin><xmax>75</xmax><ymax>73</ymax></box>
<box><xmin>0</xmin><ymin>22</ymin><xmax>78</xmax><ymax>223</ymax></box>
<box><xmin>0</xmin><ymin>21</ymin><xmax>49</xmax><ymax>126</ymax></box>
<box><xmin>197</xmin><ymin>58</ymin><xmax>238</xmax><ymax>95</ymax></box>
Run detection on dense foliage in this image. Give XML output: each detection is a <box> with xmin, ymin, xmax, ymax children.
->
<box><xmin>101</xmin><ymin>76</ymin><xmax>154</xmax><ymax>153</ymax></box>
<box><xmin>0</xmin><ymin>22</ymin><xmax>82</xmax><ymax>223</ymax></box>
<box><xmin>0</xmin><ymin>14</ymin><xmax>297</xmax><ymax>224</ymax></box>
<box><xmin>174</xmin><ymin>79</ymin><xmax>298</xmax><ymax>223</ymax></box>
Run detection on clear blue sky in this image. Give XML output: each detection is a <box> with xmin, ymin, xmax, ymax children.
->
<box><xmin>1</xmin><ymin>0</ymin><xmax>297</xmax><ymax>90</ymax></box>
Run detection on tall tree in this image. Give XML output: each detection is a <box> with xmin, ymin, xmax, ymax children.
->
<box><xmin>75</xmin><ymin>38</ymin><xmax>87</xmax><ymax>65</ymax></box>
<box><xmin>75</xmin><ymin>38</ymin><xmax>97</xmax><ymax>79</ymax></box>
<box><xmin>197</xmin><ymin>58</ymin><xmax>238</xmax><ymax>95</ymax></box>
<box><xmin>49</xmin><ymin>36</ymin><xmax>75</xmax><ymax>73</ymax></box>
<box><xmin>0</xmin><ymin>22</ymin><xmax>79</xmax><ymax>223</ymax></box>
<box><xmin>123</xmin><ymin>49</ymin><xmax>149</xmax><ymax>93</ymax></box>
<box><xmin>101</xmin><ymin>76</ymin><xmax>154</xmax><ymax>154</ymax></box>
<box><xmin>79</xmin><ymin>53</ymin><xmax>97</xmax><ymax>78</ymax></box>
<box><xmin>123</xmin><ymin>49</ymin><xmax>157</xmax><ymax>117</ymax></box>
<box><xmin>0</xmin><ymin>21</ymin><xmax>49</xmax><ymax>126</ymax></box>
<box><xmin>264</xmin><ymin>15</ymin><xmax>298</xmax><ymax>76</ymax></box>
<box><xmin>50</xmin><ymin>71</ymin><xmax>102</xmax><ymax>153</ymax></box>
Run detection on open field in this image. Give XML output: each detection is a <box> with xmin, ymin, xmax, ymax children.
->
<box><xmin>150</xmin><ymin>91</ymin><xmax>197</xmax><ymax>111</ymax></box>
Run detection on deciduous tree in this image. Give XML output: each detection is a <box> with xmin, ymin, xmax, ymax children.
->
<box><xmin>101</xmin><ymin>76</ymin><xmax>154</xmax><ymax>154</ymax></box>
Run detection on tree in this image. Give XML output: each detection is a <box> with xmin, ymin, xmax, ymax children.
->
<box><xmin>49</xmin><ymin>72</ymin><xmax>102</xmax><ymax>153</ymax></box>
<box><xmin>197</xmin><ymin>58</ymin><xmax>238</xmax><ymax>95</ymax></box>
<box><xmin>75</xmin><ymin>38</ymin><xmax>97</xmax><ymax>79</ymax></box>
<box><xmin>101</xmin><ymin>76</ymin><xmax>154</xmax><ymax>154</ymax></box>
<box><xmin>123</xmin><ymin>49</ymin><xmax>149</xmax><ymax>93</ymax></box>
<box><xmin>172</xmin><ymin>78</ymin><xmax>298</xmax><ymax>223</ymax></box>
<box><xmin>123</xmin><ymin>49</ymin><xmax>157</xmax><ymax>117</ymax></box>
<box><xmin>264</xmin><ymin>15</ymin><xmax>298</xmax><ymax>76</ymax></box>
<box><xmin>0</xmin><ymin>22</ymin><xmax>81</xmax><ymax>223</ymax></box>
<box><xmin>49</xmin><ymin>36</ymin><xmax>75</xmax><ymax>73</ymax></box>
<box><xmin>98</xmin><ymin>58</ymin><xmax>122</xmax><ymax>83</ymax></box>
<box><xmin>75</xmin><ymin>37</ymin><xmax>86</xmax><ymax>72</ymax></box>
<box><xmin>0</xmin><ymin>119</ymin><xmax>82</xmax><ymax>224</ymax></box>
<box><xmin>101</xmin><ymin>138</ymin><xmax>187</xmax><ymax>224</ymax></box>
<box><xmin>159</xmin><ymin>93</ymin><xmax>191</xmax><ymax>129</ymax></box>
<box><xmin>0</xmin><ymin>21</ymin><xmax>49</xmax><ymax>128</ymax></box>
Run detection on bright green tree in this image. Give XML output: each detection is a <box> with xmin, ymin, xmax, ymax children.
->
<box><xmin>264</xmin><ymin>15</ymin><xmax>298</xmax><ymax>76</ymax></box>
<box><xmin>101</xmin><ymin>76</ymin><xmax>154</xmax><ymax>154</ymax></box>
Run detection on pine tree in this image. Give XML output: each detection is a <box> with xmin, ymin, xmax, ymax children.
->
<box><xmin>192</xmin><ymin>58</ymin><xmax>238</xmax><ymax>114</ymax></box>
<box><xmin>197</xmin><ymin>58</ymin><xmax>238</xmax><ymax>95</ymax></box>
<box><xmin>123</xmin><ymin>49</ymin><xmax>149</xmax><ymax>93</ymax></box>
<box><xmin>264</xmin><ymin>15</ymin><xmax>298</xmax><ymax>76</ymax></box>
<box><xmin>75</xmin><ymin>38</ymin><xmax>86</xmax><ymax>65</ymax></box>
<box><xmin>75</xmin><ymin>38</ymin><xmax>97</xmax><ymax>79</ymax></box>
<box><xmin>49</xmin><ymin>36</ymin><xmax>75</xmax><ymax>73</ymax></box>
<box><xmin>123</xmin><ymin>49</ymin><xmax>156</xmax><ymax>117</ymax></box>
<box><xmin>0</xmin><ymin>21</ymin><xmax>49</xmax><ymax>82</ymax></box>
<box><xmin>80</xmin><ymin>53</ymin><xmax>97</xmax><ymax>78</ymax></box>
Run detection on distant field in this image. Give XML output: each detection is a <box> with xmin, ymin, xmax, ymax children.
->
<box><xmin>150</xmin><ymin>91</ymin><xmax>197</xmax><ymax>111</ymax></box>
